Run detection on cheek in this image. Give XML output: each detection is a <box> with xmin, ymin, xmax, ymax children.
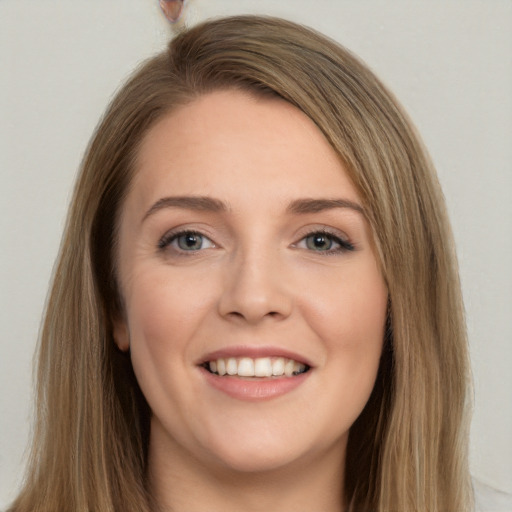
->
<box><xmin>123</xmin><ymin>266</ymin><xmax>210</xmax><ymax>345</ymax></box>
<box><xmin>302</xmin><ymin>261</ymin><xmax>387</xmax><ymax>345</ymax></box>
<box><xmin>122</xmin><ymin>270</ymin><xmax>211</xmax><ymax>411</ymax></box>
<box><xmin>289</xmin><ymin>261</ymin><xmax>388</xmax><ymax>444</ymax></box>
<box><xmin>126</xmin><ymin>281</ymin><xmax>179</xmax><ymax>346</ymax></box>
<box><xmin>299</xmin><ymin>259</ymin><xmax>388</xmax><ymax>397</ymax></box>
<box><xmin>124</xmin><ymin>280</ymin><xmax>182</xmax><ymax>395</ymax></box>
<box><xmin>121</xmin><ymin>265</ymin><xmax>225</xmax><ymax>396</ymax></box>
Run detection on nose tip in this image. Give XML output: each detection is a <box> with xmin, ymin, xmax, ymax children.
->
<box><xmin>218</xmin><ymin>256</ymin><xmax>292</xmax><ymax>325</ymax></box>
<box><xmin>223</xmin><ymin>302</ymin><xmax>286</xmax><ymax>325</ymax></box>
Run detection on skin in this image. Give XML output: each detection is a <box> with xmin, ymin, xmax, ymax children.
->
<box><xmin>113</xmin><ymin>90</ymin><xmax>388</xmax><ymax>512</ymax></box>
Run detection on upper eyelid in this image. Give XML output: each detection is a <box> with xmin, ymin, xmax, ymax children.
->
<box><xmin>302</xmin><ymin>229</ymin><xmax>344</xmax><ymax>240</ymax></box>
<box><xmin>297</xmin><ymin>231</ymin><xmax>350</xmax><ymax>245</ymax></box>
<box><xmin>159</xmin><ymin>224</ymin><xmax>215</xmax><ymax>240</ymax></box>
<box><xmin>294</xmin><ymin>225</ymin><xmax>351</xmax><ymax>242</ymax></box>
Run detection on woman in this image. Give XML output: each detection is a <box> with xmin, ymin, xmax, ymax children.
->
<box><xmin>8</xmin><ymin>15</ymin><xmax>473</xmax><ymax>512</ymax></box>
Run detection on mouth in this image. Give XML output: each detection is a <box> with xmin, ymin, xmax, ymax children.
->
<box><xmin>201</xmin><ymin>356</ymin><xmax>310</xmax><ymax>378</ymax></box>
<box><xmin>197</xmin><ymin>347</ymin><xmax>313</xmax><ymax>400</ymax></box>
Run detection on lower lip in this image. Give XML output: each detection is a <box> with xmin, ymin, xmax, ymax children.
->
<box><xmin>200</xmin><ymin>367</ymin><xmax>310</xmax><ymax>401</ymax></box>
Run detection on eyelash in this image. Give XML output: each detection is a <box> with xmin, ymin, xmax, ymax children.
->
<box><xmin>158</xmin><ymin>230</ymin><xmax>214</xmax><ymax>252</ymax></box>
<box><xmin>157</xmin><ymin>229</ymin><xmax>355</xmax><ymax>255</ymax></box>
<box><xmin>295</xmin><ymin>229</ymin><xmax>355</xmax><ymax>255</ymax></box>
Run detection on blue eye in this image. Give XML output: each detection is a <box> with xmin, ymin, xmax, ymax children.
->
<box><xmin>298</xmin><ymin>231</ymin><xmax>354</xmax><ymax>254</ymax></box>
<box><xmin>159</xmin><ymin>230</ymin><xmax>215</xmax><ymax>252</ymax></box>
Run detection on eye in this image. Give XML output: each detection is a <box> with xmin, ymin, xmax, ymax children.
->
<box><xmin>296</xmin><ymin>230</ymin><xmax>354</xmax><ymax>254</ymax></box>
<box><xmin>159</xmin><ymin>230</ymin><xmax>215</xmax><ymax>252</ymax></box>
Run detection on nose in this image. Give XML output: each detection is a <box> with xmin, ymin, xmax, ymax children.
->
<box><xmin>218</xmin><ymin>248</ymin><xmax>293</xmax><ymax>325</ymax></box>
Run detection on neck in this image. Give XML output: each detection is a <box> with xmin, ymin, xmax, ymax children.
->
<box><xmin>148</xmin><ymin>428</ymin><xmax>347</xmax><ymax>512</ymax></box>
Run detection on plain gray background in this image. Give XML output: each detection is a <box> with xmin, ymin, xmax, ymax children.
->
<box><xmin>1</xmin><ymin>0</ymin><xmax>511</xmax><ymax>507</ymax></box>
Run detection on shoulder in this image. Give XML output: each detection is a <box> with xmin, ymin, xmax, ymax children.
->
<box><xmin>474</xmin><ymin>479</ymin><xmax>512</xmax><ymax>512</ymax></box>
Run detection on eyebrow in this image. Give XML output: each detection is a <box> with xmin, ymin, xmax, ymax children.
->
<box><xmin>286</xmin><ymin>198</ymin><xmax>365</xmax><ymax>216</ymax></box>
<box><xmin>142</xmin><ymin>195</ymin><xmax>365</xmax><ymax>222</ymax></box>
<box><xmin>143</xmin><ymin>196</ymin><xmax>228</xmax><ymax>222</ymax></box>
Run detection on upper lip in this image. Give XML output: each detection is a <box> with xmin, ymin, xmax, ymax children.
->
<box><xmin>197</xmin><ymin>346</ymin><xmax>314</xmax><ymax>368</ymax></box>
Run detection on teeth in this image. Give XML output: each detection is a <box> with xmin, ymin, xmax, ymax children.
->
<box><xmin>217</xmin><ymin>358</ymin><xmax>226</xmax><ymax>376</ymax></box>
<box><xmin>254</xmin><ymin>357</ymin><xmax>273</xmax><ymax>377</ymax></box>
<box><xmin>207</xmin><ymin>357</ymin><xmax>307</xmax><ymax>378</ymax></box>
<box><xmin>272</xmin><ymin>357</ymin><xmax>285</xmax><ymax>376</ymax></box>
<box><xmin>226</xmin><ymin>358</ymin><xmax>238</xmax><ymax>375</ymax></box>
<box><xmin>284</xmin><ymin>359</ymin><xmax>295</xmax><ymax>377</ymax></box>
<box><xmin>237</xmin><ymin>357</ymin><xmax>255</xmax><ymax>377</ymax></box>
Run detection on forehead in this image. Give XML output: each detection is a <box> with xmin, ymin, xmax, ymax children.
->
<box><xmin>129</xmin><ymin>90</ymin><xmax>360</xmax><ymax>212</ymax></box>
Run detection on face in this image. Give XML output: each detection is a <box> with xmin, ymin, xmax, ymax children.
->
<box><xmin>114</xmin><ymin>90</ymin><xmax>388</xmax><ymax>476</ymax></box>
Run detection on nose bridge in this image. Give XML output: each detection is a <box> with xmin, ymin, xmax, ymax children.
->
<box><xmin>218</xmin><ymin>239</ymin><xmax>292</xmax><ymax>324</ymax></box>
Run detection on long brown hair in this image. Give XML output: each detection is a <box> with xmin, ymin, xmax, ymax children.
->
<box><xmin>9</xmin><ymin>15</ymin><xmax>472</xmax><ymax>511</ymax></box>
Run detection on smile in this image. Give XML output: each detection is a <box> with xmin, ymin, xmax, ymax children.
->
<box><xmin>198</xmin><ymin>350</ymin><xmax>313</xmax><ymax>401</ymax></box>
<box><xmin>203</xmin><ymin>357</ymin><xmax>309</xmax><ymax>378</ymax></box>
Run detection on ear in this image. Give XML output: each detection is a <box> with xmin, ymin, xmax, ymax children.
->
<box><xmin>112</xmin><ymin>316</ymin><xmax>130</xmax><ymax>352</ymax></box>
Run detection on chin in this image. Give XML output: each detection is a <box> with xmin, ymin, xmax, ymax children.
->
<box><xmin>197</xmin><ymin>421</ymin><xmax>346</xmax><ymax>476</ymax></box>
<box><xmin>208</xmin><ymin>442</ymin><xmax>309</xmax><ymax>475</ymax></box>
